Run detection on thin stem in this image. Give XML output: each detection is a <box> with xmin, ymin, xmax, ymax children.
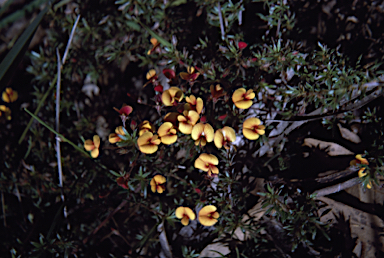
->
<box><xmin>62</xmin><ymin>15</ymin><xmax>81</xmax><ymax>65</ymax></box>
<box><xmin>218</xmin><ymin>2</ymin><xmax>225</xmax><ymax>40</ymax></box>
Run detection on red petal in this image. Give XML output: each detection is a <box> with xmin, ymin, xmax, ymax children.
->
<box><xmin>238</xmin><ymin>41</ymin><xmax>248</xmax><ymax>50</ymax></box>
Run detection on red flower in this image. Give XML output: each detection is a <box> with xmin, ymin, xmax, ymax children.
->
<box><xmin>154</xmin><ymin>85</ymin><xmax>164</xmax><ymax>92</ymax></box>
<box><xmin>162</xmin><ymin>69</ymin><xmax>176</xmax><ymax>80</ymax></box>
<box><xmin>113</xmin><ymin>104</ymin><xmax>133</xmax><ymax>127</ymax></box>
<box><xmin>238</xmin><ymin>41</ymin><xmax>248</xmax><ymax>50</ymax></box>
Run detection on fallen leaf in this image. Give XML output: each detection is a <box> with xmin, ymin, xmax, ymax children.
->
<box><xmin>337</xmin><ymin>123</ymin><xmax>361</xmax><ymax>143</ymax></box>
<box><xmin>303</xmin><ymin>138</ymin><xmax>354</xmax><ymax>156</ymax></box>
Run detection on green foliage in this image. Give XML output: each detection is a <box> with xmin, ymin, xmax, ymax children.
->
<box><xmin>1</xmin><ymin>0</ymin><xmax>383</xmax><ymax>256</ymax></box>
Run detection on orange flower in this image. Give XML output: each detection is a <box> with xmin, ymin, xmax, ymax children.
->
<box><xmin>150</xmin><ymin>174</ymin><xmax>166</xmax><ymax>193</ymax></box>
<box><xmin>191</xmin><ymin>123</ymin><xmax>214</xmax><ymax>146</ymax></box>
<box><xmin>2</xmin><ymin>88</ymin><xmax>18</xmax><ymax>103</ymax></box>
<box><xmin>175</xmin><ymin>207</ymin><xmax>196</xmax><ymax>226</ymax></box>
<box><xmin>162</xmin><ymin>87</ymin><xmax>184</xmax><ymax>106</ymax></box>
<box><xmin>158</xmin><ymin>122</ymin><xmax>178</xmax><ymax>145</ymax></box>
<box><xmin>350</xmin><ymin>154</ymin><xmax>369</xmax><ymax>178</ymax></box>
<box><xmin>137</xmin><ymin>132</ymin><xmax>161</xmax><ymax>154</ymax></box>
<box><xmin>109</xmin><ymin>126</ymin><xmax>127</xmax><ymax>144</ymax></box>
<box><xmin>113</xmin><ymin>104</ymin><xmax>133</xmax><ymax>127</ymax></box>
<box><xmin>210</xmin><ymin>84</ymin><xmax>225</xmax><ymax>103</ymax></box>
<box><xmin>139</xmin><ymin>120</ymin><xmax>155</xmax><ymax>136</ymax></box>
<box><xmin>214</xmin><ymin>126</ymin><xmax>236</xmax><ymax>149</ymax></box>
<box><xmin>147</xmin><ymin>38</ymin><xmax>161</xmax><ymax>55</ymax></box>
<box><xmin>180</xmin><ymin>66</ymin><xmax>200</xmax><ymax>82</ymax></box>
<box><xmin>84</xmin><ymin>135</ymin><xmax>101</xmax><ymax>158</ymax></box>
<box><xmin>0</xmin><ymin>105</ymin><xmax>11</xmax><ymax>120</ymax></box>
<box><xmin>194</xmin><ymin>153</ymin><xmax>219</xmax><ymax>176</ymax></box>
<box><xmin>185</xmin><ymin>95</ymin><xmax>203</xmax><ymax>114</ymax></box>
<box><xmin>242</xmin><ymin>117</ymin><xmax>265</xmax><ymax>140</ymax></box>
<box><xmin>198</xmin><ymin>205</ymin><xmax>219</xmax><ymax>226</ymax></box>
<box><xmin>178</xmin><ymin>110</ymin><xmax>199</xmax><ymax>134</ymax></box>
<box><xmin>232</xmin><ymin>88</ymin><xmax>255</xmax><ymax>109</ymax></box>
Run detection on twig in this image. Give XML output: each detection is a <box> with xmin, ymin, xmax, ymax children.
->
<box><xmin>315</xmin><ymin>167</ymin><xmax>358</xmax><ymax>184</ymax></box>
<box><xmin>83</xmin><ymin>200</ymin><xmax>128</xmax><ymax>244</ymax></box>
<box><xmin>19</xmin><ymin>15</ymin><xmax>81</xmax><ymax>144</ymax></box>
<box><xmin>312</xmin><ymin>177</ymin><xmax>361</xmax><ymax>197</ymax></box>
<box><xmin>56</xmin><ymin>48</ymin><xmax>67</xmax><ymax>221</ymax></box>
<box><xmin>158</xmin><ymin>222</ymin><xmax>173</xmax><ymax>258</ymax></box>
<box><xmin>62</xmin><ymin>15</ymin><xmax>81</xmax><ymax>65</ymax></box>
<box><xmin>238</xmin><ymin>0</ymin><xmax>243</xmax><ymax>25</ymax></box>
<box><xmin>217</xmin><ymin>2</ymin><xmax>225</xmax><ymax>40</ymax></box>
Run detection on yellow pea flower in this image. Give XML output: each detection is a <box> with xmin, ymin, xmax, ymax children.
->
<box><xmin>175</xmin><ymin>207</ymin><xmax>196</xmax><ymax>226</ymax></box>
<box><xmin>198</xmin><ymin>205</ymin><xmax>219</xmax><ymax>226</ymax></box>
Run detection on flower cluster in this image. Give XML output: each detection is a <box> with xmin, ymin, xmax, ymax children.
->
<box><xmin>350</xmin><ymin>154</ymin><xmax>373</xmax><ymax>189</ymax></box>
<box><xmin>89</xmin><ymin>62</ymin><xmax>268</xmax><ymax>229</ymax></box>
<box><xmin>175</xmin><ymin>205</ymin><xmax>220</xmax><ymax>227</ymax></box>
<box><xmin>1</xmin><ymin>87</ymin><xmax>18</xmax><ymax>120</ymax></box>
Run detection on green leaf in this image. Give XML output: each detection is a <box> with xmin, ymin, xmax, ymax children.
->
<box><xmin>126</xmin><ymin>20</ymin><xmax>141</xmax><ymax>31</ymax></box>
<box><xmin>136</xmin><ymin>19</ymin><xmax>172</xmax><ymax>48</ymax></box>
<box><xmin>169</xmin><ymin>0</ymin><xmax>187</xmax><ymax>7</ymax></box>
<box><xmin>0</xmin><ymin>5</ymin><xmax>48</xmax><ymax>89</ymax></box>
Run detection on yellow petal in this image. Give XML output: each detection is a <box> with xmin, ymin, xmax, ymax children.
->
<box><xmin>194</xmin><ymin>157</ymin><xmax>209</xmax><ymax>171</ymax></box>
<box><xmin>187</xmin><ymin>66</ymin><xmax>195</xmax><ymax>74</ymax></box>
<box><xmin>367</xmin><ymin>181</ymin><xmax>372</xmax><ymax>189</ymax></box>
<box><xmin>179</xmin><ymin>122</ymin><xmax>193</xmax><ymax>134</ymax></box>
<box><xmin>181</xmin><ymin>216</ymin><xmax>189</xmax><ymax>226</ymax></box>
<box><xmin>179</xmin><ymin>72</ymin><xmax>190</xmax><ymax>80</ymax></box>
<box><xmin>146</xmin><ymin>69</ymin><xmax>156</xmax><ymax>80</ymax></box>
<box><xmin>243</xmin><ymin>128</ymin><xmax>260</xmax><ymax>140</ymax></box>
<box><xmin>115</xmin><ymin>126</ymin><xmax>125</xmax><ymax>135</ymax></box>
<box><xmin>200</xmin><ymin>153</ymin><xmax>219</xmax><ymax>165</ymax></box>
<box><xmin>151</xmin><ymin>184</ymin><xmax>157</xmax><ymax>193</ymax></box>
<box><xmin>158</xmin><ymin>122</ymin><xmax>173</xmax><ymax>137</ymax></box>
<box><xmin>139</xmin><ymin>144</ymin><xmax>158</xmax><ymax>154</ymax></box>
<box><xmin>203</xmin><ymin>124</ymin><xmax>214</xmax><ymax>142</ymax></box>
<box><xmin>232</xmin><ymin>88</ymin><xmax>246</xmax><ymax>103</ymax></box>
<box><xmin>84</xmin><ymin>140</ymin><xmax>95</xmax><ymax>151</ymax></box>
<box><xmin>186</xmin><ymin>95</ymin><xmax>196</xmax><ymax>104</ymax></box>
<box><xmin>214</xmin><ymin>130</ymin><xmax>224</xmax><ymax>149</ymax></box>
<box><xmin>196</xmin><ymin>97</ymin><xmax>203</xmax><ymax>114</ymax></box>
<box><xmin>199</xmin><ymin>205</ymin><xmax>217</xmax><ymax>216</ymax></box>
<box><xmin>211</xmin><ymin>211</ymin><xmax>219</xmax><ymax>219</ymax></box>
<box><xmin>91</xmin><ymin>148</ymin><xmax>99</xmax><ymax>158</ymax></box>
<box><xmin>108</xmin><ymin>133</ymin><xmax>120</xmax><ymax>143</ymax></box>
<box><xmin>188</xmin><ymin>110</ymin><xmax>200</xmax><ymax>125</ymax></box>
<box><xmin>191</xmin><ymin>123</ymin><xmax>204</xmax><ymax>140</ymax></box>
<box><xmin>161</xmin><ymin>135</ymin><xmax>177</xmax><ymax>145</ymax></box>
<box><xmin>175</xmin><ymin>207</ymin><xmax>185</xmax><ymax>219</ymax></box>
<box><xmin>168</xmin><ymin>87</ymin><xmax>184</xmax><ymax>102</ymax></box>
<box><xmin>157</xmin><ymin>186</ymin><xmax>165</xmax><ymax>194</ymax></box>
<box><xmin>234</xmin><ymin>99</ymin><xmax>253</xmax><ymax>109</ymax></box>
<box><xmin>243</xmin><ymin>117</ymin><xmax>261</xmax><ymax>129</ymax></box>
<box><xmin>223</xmin><ymin>126</ymin><xmax>236</xmax><ymax>142</ymax></box>
<box><xmin>355</xmin><ymin>154</ymin><xmax>369</xmax><ymax>165</ymax></box>
<box><xmin>150</xmin><ymin>38</ymin><xmax>158</xmax><ymax>46</ymax></box>
<box><xmin>154</xmin><ymin>174</ymin><xmax>166</xmax><ymax>184</ymax></box>
<box><xmin>137</xmin><ymin>132</ymin><xmax>153</xmax><ymax>147</ymax></box>
<box><xmin>185</xmin><ymin>207</ymin><xmax>196</xmax><ymax>220</ymax></box>
<box><xmin>358</xmin><ymin>168</ymin><xmax>367</xmax><ymax>177</ymax></box>
<box><xmin>93</xmin><ymin>135</ymin><xmax>100</xmax><ymax>148</ymax></box>
<box><xmin>199</xmin><ymin>216</ymin><xmax>218</xmax><ymax>226</ymax></box>
<box><xmin>162</xmin><ymin>90</ymin><xmax>173</xmax><ymax>106</ymax></box>
<box><xmin>245</xmin><ymin>89</ymin><xmax>255</xmax><ymax>99</ymax></box>
<box><xmin>210</xmin><ymin>165</ymin><xmax>219</xmax><ymax>175</ymax></box>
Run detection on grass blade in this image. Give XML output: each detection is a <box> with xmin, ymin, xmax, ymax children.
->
<box><xmin>0</xmin><ymin>4</ymin><xmax>49</xmax><ymax>89</ymax></box>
